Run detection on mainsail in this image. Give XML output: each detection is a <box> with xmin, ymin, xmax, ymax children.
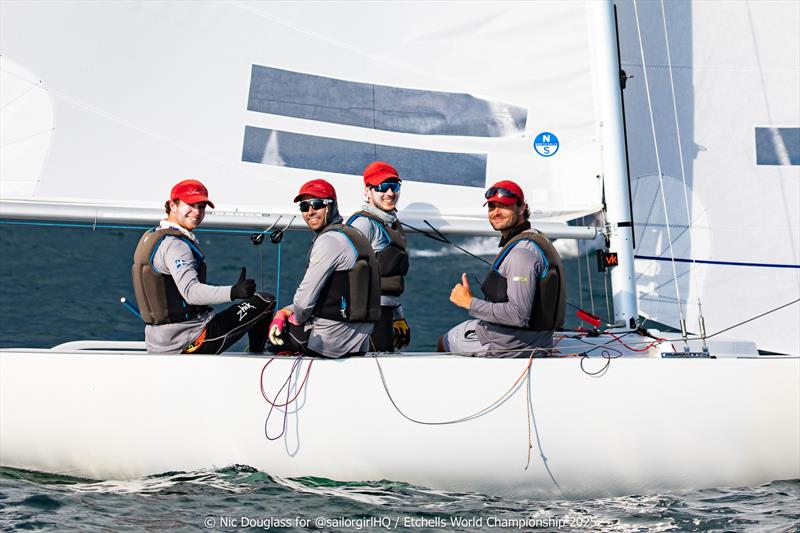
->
<box><xmin>1</xmin><ymin>1</ymin><xmax>605</xmax><ymax>237</ymax></box>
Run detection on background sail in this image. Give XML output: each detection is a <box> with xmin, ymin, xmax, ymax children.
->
<box><xmin>0</xmin><ymin>1</ymin><xmax>605</xmax><ymax>236</ymax></box>
<box><xmin>617</xmin><ymin>0</ymin><xmax>800</xmax><ymax>354</ymax></box>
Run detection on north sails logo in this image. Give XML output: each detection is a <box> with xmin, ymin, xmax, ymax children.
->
<box><xmin>533</xmin><ymin>131</ymin><xmax>559</xmax><ymax>157</ymax></box>
<box><xmin>236</xmin><ymin>302</ymin><xmax>255</xmax><ymax>322</ymax></box>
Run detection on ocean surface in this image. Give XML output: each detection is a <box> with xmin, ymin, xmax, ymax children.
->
<box><xmin>1</xmin><ymin>224</ymin><xmax>798</xmax><ymax>532</ymax></box>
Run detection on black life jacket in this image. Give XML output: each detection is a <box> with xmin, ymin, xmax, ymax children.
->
<box><xmin>312</xmin><ymin>224</ymin><xmax>381</xmax><ymax>323</ymax></box>
<box><xmin>480</xmin><ymin>229</ymin><xmax>566</xmax><ymax>331</ymax></box>
<box><xmin>346</xmin><ymin>210</ymin><xmax>409</xmax><ymax>296</ymax></box>
<box><xmin>131</xmin><ymin>227</ymin><xmax>212</xmax><ymax>325</ymax></box>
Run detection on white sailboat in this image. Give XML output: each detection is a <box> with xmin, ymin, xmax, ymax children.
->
<box><xmin>1</xmin><ymin>1</ymin><xmax>797</xmax><ymax>498</ymax></box>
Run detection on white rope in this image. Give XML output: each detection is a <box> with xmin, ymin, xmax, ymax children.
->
<box><xmin>659</xmin><ymin>0</ymin><xmax>704</xmax><ymax>316</ymax></box>
<box><xmin>632</xmin><ymin>0</ymin><xmax>686</xmax><ymax>326</ymax></box>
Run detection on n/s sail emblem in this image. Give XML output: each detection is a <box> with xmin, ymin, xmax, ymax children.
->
<box><xmin>533</xmin><ymin>132</ymin><xmax>559</xmax><ymax>157</ymax></box>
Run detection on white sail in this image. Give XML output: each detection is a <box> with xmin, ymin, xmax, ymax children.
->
<box><xmin>0</xmin><ymin>1</ymin><xmax>606</xmax><ymax>237</ymax></box>
<box><xmin>617</xmin><ymin>0</ymin><xmax>800</xmax><ymax>354</ymax></box>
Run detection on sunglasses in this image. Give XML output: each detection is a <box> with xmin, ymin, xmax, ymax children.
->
<box><xmin>298</xmin><ymin>198</ymin><xmax>333</xmax><ymax>212</ymax></box>
<box><xmin>484</xmin><ymin>187</ymin><xmax>520</xmax><ymax>201</ymax></box>
<box><xmin>371</xmin><ymin>182</ymin><xmax>401</xmax><ymax>194</ymax></box>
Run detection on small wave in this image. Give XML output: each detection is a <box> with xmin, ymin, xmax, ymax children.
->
<box><xmin>271</xmin><ymin>475</ymin><xmax>404</xmax><ymax>505</ymax></box>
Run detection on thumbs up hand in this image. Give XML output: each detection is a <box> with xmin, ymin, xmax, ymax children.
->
<box><xmin>449</xmin><ymin>272</ymin><xmax>474</xmax><ymax>309</ymax></box>
<box><xmin>230</xmin><ymin>267</ymin><xmax>256</xmax><ymax>300</ymax></box>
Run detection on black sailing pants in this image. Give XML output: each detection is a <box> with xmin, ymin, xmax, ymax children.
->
<box><xmin>184</xmin><ymin>292</ymin><xmax>275</xmax><ymax>354</ymax></box>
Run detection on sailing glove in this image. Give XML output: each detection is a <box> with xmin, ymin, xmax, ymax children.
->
<box><xmin>268</xmin><ymin>309</ymin><xmax>292</xmax><ymax>346</ymax></box>
<box><xmin>392</xmin><ymin>319</ymin><xmax>411</xmax><ymax>349</ymax></box>
<box><xmin>230</xmin><ymin>267</ymin><xmax>256</xmax><ymax>300</ymax></box>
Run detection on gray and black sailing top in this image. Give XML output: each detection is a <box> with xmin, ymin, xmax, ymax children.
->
<box><xmin>139</xmin><ymin>221</ymin><xmax>232</xmax><ymax>353</ymax></box>
<box><xmin>287</xmin><ymin>217</ymin><xmax>374</xmax><ymax>356</ymax></box>
<box><xmin>469</xmin><ymin>225</ymin><xmax>564</xmax><ymax>354</ymax></box>
<box><xmin>347</xmin><ymin>203</ymin><xmax>407</xmax><ymax>318</ymax></box>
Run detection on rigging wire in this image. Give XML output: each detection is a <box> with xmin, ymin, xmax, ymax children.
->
<box><xmin>597</xmin><ymin>208</ymin><xmax>613</xmax><ymax>322</ymax></box>
<box><xmin>632</xmin><ymin>0</ymin><xmax>688</xmax><ymax>344</ymax></box>
<box><xmin>700</xmin><ymin>298</ymin><xmax>800</xmax><ymax>341</ymax></box>
<box><xmin>403</xmin><ymin>217</ymin><xmax>612</xmax><ymax>327</ymax></box>
<box><xmin>580</xmin><ymin>241</ymin><xmax>583</xmax><ymax>309</ymax></box>
<box><xmin>582</xmin><ymin>217</ymin><xmax>597</xmax><ymax>317</ymax></box>
<box><xmin>400</xmin><ymin>219</ymin><xmax>493</xmax><ymax>267</ymax></box>
<box><xmin>659</xmin><ymin>0</ymin><xmax>707</xmax><ymax>343</ymax></box>
<box><xmin>576</xmin><ymin>224</ymin><xmax>585</xmax><ymax>311</ymax></box>
<box><xmin>275</xmin><ymin>239</ymin><xmax>283</xmax><ymax>309</ymax></box>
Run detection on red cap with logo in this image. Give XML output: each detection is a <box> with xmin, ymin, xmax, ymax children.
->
<box><xmin>170</xmin><ymin>179</ymin><xmax>215</xmax><ymax>208</ymax></box>
<box><xmin>483</xmin><ymin>180</ymin><xmax>524</xmax><ymax>206</ymax></box>
<box><xmin>294</xmin><ymin>179</ymin><xmax>337</xmax><ymax>202</ymax></box>
<box><xmin>363</xmin><ymin>161</ymin><xmax>400</xmax><ymax>186</ymax></box>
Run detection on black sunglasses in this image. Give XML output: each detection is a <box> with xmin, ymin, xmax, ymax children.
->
<box><xmin>371</xmin><ymin>182</ymin><xmax>401</xmax><ymax>194</ymax></box>
<box><xmin>298</xmin><ymin>198</ymin><xmax>333</xmax><ymax>212</ymax></box>
<box><xmin>484</xmin><ymin>187</ymin><xmax>520</xmax><ymax>200</ymax></box>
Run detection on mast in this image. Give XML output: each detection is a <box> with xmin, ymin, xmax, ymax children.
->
<box><xmin>590</xmin><ymin>0</ymin><xmax>639</xmax><ymax>329</ymax></box>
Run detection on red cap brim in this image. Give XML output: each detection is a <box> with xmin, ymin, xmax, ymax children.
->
<box><xmin>179</xmin><ymin>195</ymin><xmax>214</xmax><ymax>208</ymax></box>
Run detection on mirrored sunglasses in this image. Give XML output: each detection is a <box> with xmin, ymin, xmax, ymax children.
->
<box><xmin>299</xmin><ymin>198</ymin><xmax>333</xmax><ymax>212</ymax></box>
<box><xmin>484</xmin><ymin>187</ymin><xmax>520</xmax><ymax>201</ymax></box>
<box><xmin>371</xmin><ymin>182</ymin><xmax>401</xmax><ymax>194</ymax></box>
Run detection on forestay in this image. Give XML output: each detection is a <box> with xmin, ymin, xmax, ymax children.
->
<box><xmin>617</xmin><ymin>0</ymin><xmax>800</xmax><ymax>354</ymax></box>
<box><xmin>0</xmin><ymin>1</ymin><xmax>605</xmax><ymax>237</ymax></box>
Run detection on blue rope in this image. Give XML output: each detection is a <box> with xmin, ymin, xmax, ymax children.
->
<box><xmin>276</xmin><ymin>239</ymin><xmax>283</xmax><ymax>309</ymax></box>
<box><xmin>0</xmin><ymin>219</ymin><xmax>262</xmax><ymax>235</ymax></box>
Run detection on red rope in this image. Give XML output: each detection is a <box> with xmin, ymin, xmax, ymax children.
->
<box><xmin>260</xmin><ymin>357</ymin><xmax>314</xmax><ymax>407</ymax></box>
<box><xmin>606</xmin><ymin>332</ymin><xmax>662</xmax><ymax>352</ymax></box>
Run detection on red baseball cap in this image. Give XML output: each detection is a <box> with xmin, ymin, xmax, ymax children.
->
<box><xmin>363</xmin><ymin>161</ymin><xmax>400</xmax><ymax>186</ymax></box>
<box><xmin>484</xmin><ymin>180</ymin><xmax>524</xmax><ymax>206</ymax></box>
<box><xmin>170</xmin><ymin>179</ymin><xmax>214</xmax><ymax>208</ymax></box>
<box><xmin>294</xmin><ymin>179</ymin><xmax>337</xmax><ymax>202</ymax></box>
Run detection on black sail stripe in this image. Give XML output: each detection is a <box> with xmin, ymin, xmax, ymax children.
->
<box><xmin>242</xmin><ymin>126</ymin><xmax>487</xmax><ymax>187</ymax></box>
<box><xmin>247</xmin><ymin>65</ymin><xmax>527</xmax><ymax>137</ymax></box>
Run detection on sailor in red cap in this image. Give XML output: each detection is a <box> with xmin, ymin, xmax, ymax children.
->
<box><xmin>131</xmin><ymin>179</ymin><xmax>275</xmax><ymax>354</ymax></box>
<box><xmin>346</xmin><ymin>162</ymin><xmax>411</xmax><ymax>352</ymax></box>
<box><xmin>268</xmin><ymin>179</ymin><xmax>381</xmax><ymax>357</ymax></box>
<box><xmin>438</xmin><ymin>180</ymin><xmax>566</xmax><ymax>356</ymax></box>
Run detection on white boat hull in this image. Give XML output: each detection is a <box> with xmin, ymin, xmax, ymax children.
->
<box><xmin>1</xmin><ymin>348</ymin><xmax>798</xmax><ymax>498</ymax></box>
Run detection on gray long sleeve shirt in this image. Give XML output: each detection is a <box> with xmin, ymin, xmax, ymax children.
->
<box><xmin>287</xmin><ymin>226</ymin><xmax>373</xmax><ymax>357</ymax></box>
<box><xmin>469</xmin><ymin>239</ymin><xmax>554</xmax><ymax>355</ymax></box>
<box><xmin>144</xmin><ymin>221</ymin><xmax>232</xmax><ymax>353</ymax></box>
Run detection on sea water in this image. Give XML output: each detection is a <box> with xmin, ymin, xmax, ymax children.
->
<box><xmin>1</xmin><ymin>224</ymin><xmax>798</xmax><ymax>532</ymax></box>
